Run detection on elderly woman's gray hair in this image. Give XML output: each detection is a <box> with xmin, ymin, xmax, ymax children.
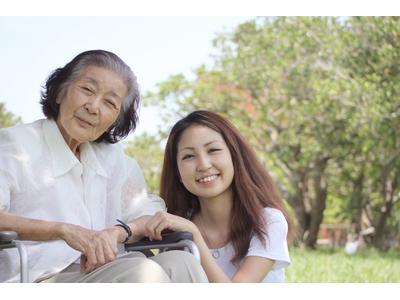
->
<box><xmin>40</xmin><ymin>49</ymin><xmax>140</xmax><ymax>143</ymax></box>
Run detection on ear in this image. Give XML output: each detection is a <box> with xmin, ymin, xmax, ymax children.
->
<box><xmin>56</xmin><ymin>97</ymin><xmax>61</xmax><ymax>104</ymax></box>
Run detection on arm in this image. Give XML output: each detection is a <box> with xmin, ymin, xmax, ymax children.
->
<box><xmin>0</xmin><ymin>209</ymin><xmax>63</xmax><ymax>241</ymax></box>
<box><xmin>186</xmin><ymin>223</ymin><xmax>275</xmax><ymax>282</ymax></box>
<box><xmin>233</xmin><ymin>212</ymin><xmax>290</xmax><ymax>282</ymax></box>
<box><xmin>195</xmin><ymin>232</ymin><xmax>275</xmax><ymax>282</ymax></box>
<box><xmin>141</xmin><ymin>211</ymin><xmax>229</xmax><ymax>282</ymax></box>
<box><xmin>144</xmin><ymin>211</ymin><xmax>278</xmax><ymax>282</ymax></box>
<box><xmin>231</xmin><ymin>256</ymin><xmax>275</xmax><ymax>282</ymax></box>
<box><xmin>0</xmin><ymin>209</ymin><xmax>128</xmax><ymax>273</ymax></box>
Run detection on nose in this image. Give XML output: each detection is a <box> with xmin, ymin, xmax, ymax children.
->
<box><xmin>84</xmin><ymin>97</ymin><xmax>100</xmax><ymax>114</ymax></box>
<box><xmin>196</xmin><ymin>154</ymin><xmax>212</xmax><ymax>172</ymax></box>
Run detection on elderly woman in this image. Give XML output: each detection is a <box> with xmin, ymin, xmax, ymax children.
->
<box><xmin>0</xmin><ymin>50</ymin><xmax>207</xmax><ymax>283</ymax></box>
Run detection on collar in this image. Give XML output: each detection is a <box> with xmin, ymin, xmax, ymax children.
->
<box><xmin>79</xmin><ymin>142</ymin><xmax>108</xmax><ymax>178</ymax></box>
<box><xmin>42</xmin><ymin>119</ymin><xmax>107</xmax><ymax>178</ymax></box>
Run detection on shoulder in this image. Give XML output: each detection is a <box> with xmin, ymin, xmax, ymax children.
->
<box><xmin>1</xmin><ymin>120</ymin><xmax>44</xmax><ymax>143</ymax></box>
<box><xmin>90</xmin><ymin>142</ymin><xmax>143</xmax><ymax>175</ymax></box>
<box><xmin>91</xmin><ymin>141</ymin><xmax>124</xmax><ymax>160</ymax></box>
<box><xmin>0</xmin><ymin>120</ymin><xmax>45</xmax><ymax>155</ymax></box>
<box><xmin>262</xmin><ymin>207</ymin><xmax>287</xmax><ymax>225</ymax></box>
<box><xmin>260</xmin><ymin>207</ymin><xmax>289</xmax><ymax>238</ymax></box>
<box><xmin>247</xmin><ymin>207</ymin><xmax>291</xmax><ymax>270</ymax></box>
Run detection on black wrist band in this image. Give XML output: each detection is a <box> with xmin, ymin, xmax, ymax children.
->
<box><xmin>115</xmin><ymin>219</ymin><xmax>132</xmax><ymax>243</ymax></box>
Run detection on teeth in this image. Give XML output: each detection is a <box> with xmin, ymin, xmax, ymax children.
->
<box><xmin>198</xmin><ymin>175</ymin><xmax>218</xmax><ymax>183</ymax></box>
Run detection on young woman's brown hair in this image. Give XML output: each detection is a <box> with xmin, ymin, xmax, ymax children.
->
<box><xmin>160</xmin><ymin>110</ymin><xmax>294</xmax><ymax>262</ymax></box>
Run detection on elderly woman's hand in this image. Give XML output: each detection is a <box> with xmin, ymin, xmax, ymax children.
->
<box><xmin>59</xmin><ymin>223</ymin><xmax>123</xmax><ymax>273</ymax></box>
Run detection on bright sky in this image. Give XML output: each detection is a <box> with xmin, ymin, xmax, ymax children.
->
<box><xmin>0</xmin><ymin>16</ymin><xmax>254</xmax><ymax>138</ymax></box>
<box><xmin>0</xmin><ymin>1</ymin><xmax>396</xmax><ymax>140</ymax></box>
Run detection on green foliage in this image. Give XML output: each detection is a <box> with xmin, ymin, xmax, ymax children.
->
<box><xmin>286</xmin><ymin>247</ymin><xmax>400</xmax><ymax>282</ymax></box>
<box><xmin>123</xmin><ymin>133</ymin><xmax>164</xmax><ymax>194</ymax></box>
<box><xmin>0</xmin><ymin>102</ymin><xmax>21</xmax><ymax>128</ymax></box>
<box><xmin>141</xmin><ymin>17</ymin><xmax>400</xmax><ymax>247</ymax></box>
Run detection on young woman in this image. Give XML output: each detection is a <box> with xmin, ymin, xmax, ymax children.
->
<box><xmin>144</xmin><ymin>110</ymin><xmax>294</xmax><ymax>283</ymax></box>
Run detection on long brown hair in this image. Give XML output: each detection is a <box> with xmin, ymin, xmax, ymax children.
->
<box><xmin>160</xmin><ymin>110</ymin><xmax>293</xmax><ymax>263</ymax></box>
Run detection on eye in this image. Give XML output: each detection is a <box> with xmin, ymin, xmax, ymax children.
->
<box><xmin>81</xmin><ymin>86</ymin><xmax>94</xmax><ymax>94</ymax></box>
<box><xmin>209</xmin><ymin>148</ymin><xmax>221</xmax><ymax>153</ymax></box>
<box><xmin>105</xmin><ymin>99</ymin><xmax>117</xmax><ymax>109</ymax></box>
<box><xmin>182</xmin><ymin>154</ymin><xmax>194</xmax><ymax>161</ymax></box>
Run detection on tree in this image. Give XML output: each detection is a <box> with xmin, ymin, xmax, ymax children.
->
<box><xmin>0</xmin><ymin>102</ymin><xmax>21</xmax><ymax>128</ymax></box>
<box><xmin>145</xmin><ymin>17</ymin><xmax>400</xmax><ymax>248</ymax></box>
<box><xmin>124</xmin><ymin>133</ymin><xmax>164</xmax><ymax>194</ymax></box>
<box><xmin>340</xmin><ymin>17</ymin><xmax>400</xmax><ymax>248</ymax></box>
<box><xmin>148</xmin><ymin>17</ymin><xmax>352</xmax><ymax>247</ymax></box>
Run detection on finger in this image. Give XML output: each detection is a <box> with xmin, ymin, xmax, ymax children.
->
<box><xmin>143</xmin><ymin>216</ymin><xmax>161</xmax><ymax>239</ymax></box>
<box><xmin>154</xmin><ymin>221</ymin><xmax>165</xmax><ymax>240</ymax></box>
<box><xmin>155</xmin><ymin>220</ymin><xmax>171</xmax><ymax>240</ymax></box>
<box><xmin>94</xmin><ymin>239</ymin><xmax>106</xmax><ymax>268</ymax></box>
<box><xmin>111</xmin><ymin>243</ymin><xmax>119</xmax><ymax>256</ymax></box>
<box><xmin>84</xmin><ymin>245</ymin><xmax>97</xmax><ymax>273</ymax></box>
<box><xmin>101</xmin><ymin>233</ymin><xmax>117</xmax><ymax>263</ymax></box>
<box><xmin>103</xmin><ymin>242</ymin><xmax>117</xmax><ymax>263</ymax></box>
<box><xmin>148</xmin><ymin>218</ymin><xmax>164</xmax><ymax>240</ymax></box>
<box><xmin>152</xmin><ymin>212</ymin><xmax>169</xmax><ymax>238</ymax></box>
<box><xmin>80</xmin><ymin>255</ymin><xmax>87</xmax><ymax>273</ymax></box>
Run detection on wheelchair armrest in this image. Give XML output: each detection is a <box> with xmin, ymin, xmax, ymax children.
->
<box><xmin>125</xmin><ymin>231</ymin><xmax>193</xmax><ymax>249</ymax></box>
<box><xmin>124</xmin><ymin>231</ymin><xmax>200</xmax><ymax>261</ymax></box>
<box><xmin>0</xmin><ymin>231</ymin><xmax>18</xmax><ymax>244</ymax></box>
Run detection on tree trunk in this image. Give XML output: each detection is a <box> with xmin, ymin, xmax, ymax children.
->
<box><xmin>373</xmin><ymin>167</ymin><xmax>399</xmax><ymax>248</ymax></box>
<box><xmin>304</xmin><ymin>159</ymin><xmax>329</xmax><ymax>248</ymax></box>
<box><xmin>287</xmin><ymin>171</ymin><xmax>310</xmax><ymax>242</ymax></box>
<box><xmin>350</xmin><ymin>168</ymin><xmax>365</xmax><ymax>232</ymax></box>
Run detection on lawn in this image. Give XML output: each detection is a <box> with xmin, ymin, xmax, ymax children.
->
<box><xmin>286</xmin><ymin>247</ymin><xmax>400</xmax><ymax>282</ymax></box>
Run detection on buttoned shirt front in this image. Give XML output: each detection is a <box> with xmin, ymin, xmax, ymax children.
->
<box><xmin>0</xmin><ymin>119</ymin><xmax>165</xmax><ymax>282</ymax></box>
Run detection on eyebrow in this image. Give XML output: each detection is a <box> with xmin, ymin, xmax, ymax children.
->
<box><xmin>178</xmin><ymin>140</ymin><xmax>222</xmax><ymax>152</ymax></box>
<box><xmin>81</xmin><ymin>76</ymin><xmax>98</xmax><ymax>87</ymax></box>
<box><xmin>80</xmin><ymin>76</ymin><xmax>124</xmax><ymax>100</ymax></box>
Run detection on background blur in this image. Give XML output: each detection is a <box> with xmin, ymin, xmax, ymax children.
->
<box><xmin>1</xmin><ymin>16</ymin><xmax>399</xmax><ymax>282</ymax></box>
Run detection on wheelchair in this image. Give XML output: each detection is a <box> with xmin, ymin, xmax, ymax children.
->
<box><xmin>0</xmin><ymin>230</ymin><xmax>200</xmax><ymax>283</ymax></box>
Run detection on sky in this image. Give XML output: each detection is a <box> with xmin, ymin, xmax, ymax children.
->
<box><xmin>0</xmin><ymin>16</ymin><xmax>254</xmax><ymax>138</ymax></box>
<box><xmin>1</xmin><ymin>0</ymin><xmax>394</xmax><ymax>140</ymax></box>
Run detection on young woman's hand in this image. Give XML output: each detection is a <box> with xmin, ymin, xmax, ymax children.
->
<box><xmin>127</xmin><ymin>215</ymin><xmax>152</xmax><ymax>240</ymax></box>
<box><xmin>144</xmin><ymin>211</ymin><xmax>198</xmax><ymax>241</ymax></box>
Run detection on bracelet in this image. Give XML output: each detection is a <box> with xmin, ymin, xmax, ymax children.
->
<box><xmin>115</xmin><ymin>219</ymin><xmax>132</xmax><ymax>243</ymax></box>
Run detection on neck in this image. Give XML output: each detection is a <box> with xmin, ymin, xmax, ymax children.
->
<box><xmin>64</xmin><ymin>137</ymin><xmax>81</xmax><ymax>159</ymax></box>
<box><xmin>196</xmin><ymin>188</ymin><xmax>233</xmax><ymax>232</ymax></box>
<box><xmin>56</xmin><ymin>121</ymin><xmax>81</xmax><ymax>159</ymax></box>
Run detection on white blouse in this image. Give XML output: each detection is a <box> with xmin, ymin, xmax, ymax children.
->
<box><xmin>211</xmin><ymin>208</ymin><xmax>291</xmax><ymax>282</ymax></box>
<box><xmin>0</xmin><ymin>119</ymin><xmax>165</xmax><ymax>282</ymax></box>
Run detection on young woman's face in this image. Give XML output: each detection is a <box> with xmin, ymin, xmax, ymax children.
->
<box><xmin>177</xmin><ymin>125</ymin><xmax>234</xmax><ymax>201</ymax></box>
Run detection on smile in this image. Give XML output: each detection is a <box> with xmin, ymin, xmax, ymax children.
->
<box><xmin>75</xmin><ymin>116</ymin><xmax>94</xmax><ymax>127</ymax></box>
<box><xmin>196</xmin><ymin>174</ymin><xmax>219</xmax><ymax>183</ymax></box>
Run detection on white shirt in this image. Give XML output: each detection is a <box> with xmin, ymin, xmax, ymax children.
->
<box><xmin>211</xmin><ymin>208</ymin><xmax>290</xmax><ymax>282</ymax></box>
<box><xmin>0</xmin><ymin>119</ymin><xmax>165</xmax><ymax>282</ymax></box>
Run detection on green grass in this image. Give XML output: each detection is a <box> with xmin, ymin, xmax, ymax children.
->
<box><xmin>286</xmin><ymin>247</ymin><xmax>400</xmax><ymax>282</ymax></box>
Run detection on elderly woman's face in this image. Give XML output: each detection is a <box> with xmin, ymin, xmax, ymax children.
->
<box><xmin>56</xmin><ymin>66</ymin><xmax>127</xmax><ymax>144</ymax></box>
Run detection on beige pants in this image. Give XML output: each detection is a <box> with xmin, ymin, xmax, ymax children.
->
<box><xmin>40</xmin><ymin>250</ymin><xmax>208</xmax><ymax>283</ymax></box>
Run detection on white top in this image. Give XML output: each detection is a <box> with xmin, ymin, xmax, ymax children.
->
<box><xmin>0</xmin><ymin>119</ymin><xmax>165</xmax><ymax>282</ymax></box>
<box><xmin>211</xmin><ymin>208</ymin><xmax>290</xmax><ymax>282</ymax></box>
